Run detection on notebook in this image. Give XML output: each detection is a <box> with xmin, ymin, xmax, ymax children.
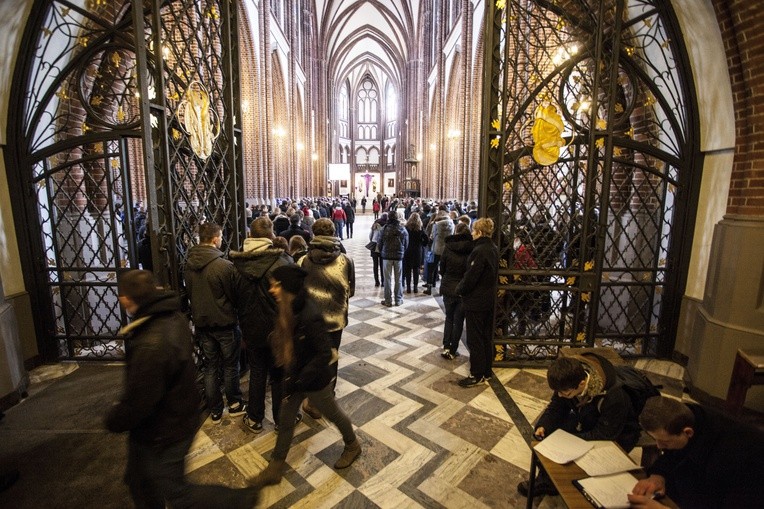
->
<box><xmin>573</xmin><ymin>472</ymin><xmax>638</xmax><ymax>509</ymax></box>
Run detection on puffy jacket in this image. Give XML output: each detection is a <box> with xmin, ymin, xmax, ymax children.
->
<box><xmin>184</xmin><ymin>244</ymin><xmax>237</xmax><ymax>328</ymax></box>
<box><xmin>379</xmin><ymin>219</ymin><xmax>408</xmax><ymax>260</ymax></box>
<box><xmin>455</xmin><ymin>236</ymin><xmax>499</xmax><ymax>311</ymax></box>
<box><xmin>283</xmin><ymin>295</ymin><xmax>334</xmax><ymax>395</ymax></box>
<box><xmin>105</xmin><ymin>292</ymin><xmax>200</xmax><ymax>446</ymax></box>
<box><xmin>439</xmin><ymin>233</ymin><xmax>473</xmax><ymax>297</ymax></box>
<box><xmin>431</xmin><ymin>218</ymin><xmax>455</xmax><ymax>256</ymax></box>
<box><xmin>298</xmin><ymin>236</ymin><xmax>355</xmax><ymax>332</ymax></box>
<box><xmin>229</xmin><ymin>238</ymin><xmax>292</xmax><ymax>349</ymax></box>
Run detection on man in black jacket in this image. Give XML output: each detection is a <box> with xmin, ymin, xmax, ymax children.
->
<box><xmin>185</xmin><ymin>223</ymin><xmax>245</xmax><ymax>423</ymax></box>
<box><xmin>107</xmin><ymin>270</ymin><xmax>257</xmax><ymax>508</ymax></box>
<box><xmin>378</xmin><ymin>211</ymin><xmax>408</xmax><ymax>307</ymax></box>
<box><xmin>229</xmin><ymin>217</ymin><xmax>295</xmax><ymax>434</ymax></box>
<box><xmin>629</xmin><ymin>396</ymin><xmax>764</xmax><ymax>509</ymax></box>
<box><xmin>455</xmin><ymin>217</ymin><xmax>498</xmax><ymax>387</ymax></box>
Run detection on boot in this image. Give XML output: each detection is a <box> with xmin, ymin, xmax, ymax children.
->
<box><xmin>334</xmin><ymin>439</ymin><xmax>362</xmax><ymax>469</ymax></box>
<box><xmin>253</xmin><ymin>459</ymin><xmax>286</xmax><ymax>486</ymax></box>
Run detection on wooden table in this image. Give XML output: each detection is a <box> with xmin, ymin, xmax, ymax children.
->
<box><xmin>527</xmin><ymin>442</ymin><xmax>677</xmax><ymax>509</ymax></box>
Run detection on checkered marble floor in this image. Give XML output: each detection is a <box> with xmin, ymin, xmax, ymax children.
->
<box><xmin>185</xmin><ymin>212</ymin><xmax>688</xmax><ymax>509</ymax></box>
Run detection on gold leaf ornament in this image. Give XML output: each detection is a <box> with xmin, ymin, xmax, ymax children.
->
<box><xmin>531</xmin><ymin>103</ymin><xmax>566</xmax><ymax>166</ymax></box>
<box><xmin>178</xmin><ymin>81</ymin><xmax>221</xmax><ymax>160</ymax></box>
<box><xmin>490</xmin><ymin>136</ymin><xmax>500</xmax><ymax>149</ymax></box>
<box><xmin>496</xmin><ymin>0</ymin><xmax>506</xmax><ymax>9</ymax></box>
<box><xmin>576</xmin><ymin>332</ymin><xmax>586</xmax><ymax>343</ymax></box>
<box><xmin>491</xmin><ymin>118</ymin><xmax>501</xmax><ymax>131</ymax></box>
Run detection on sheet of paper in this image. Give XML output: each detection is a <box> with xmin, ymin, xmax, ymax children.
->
<box><xmin>576</xmin><ymin>472</ymin><xmax>638</xmax><ymax>509</ymax></box>
<box><xmin>575</xmin><ymin>441</ymin><xmax>640</xmax><ymax>476</ymax></box>
<box><xmin>533</xmin><ymin>429</ymin><xmax>593</xmax><ymax>464</ymax></box>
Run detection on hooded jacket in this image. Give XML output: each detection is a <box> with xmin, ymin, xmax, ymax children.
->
<box><xmin>430</xmin><ymin>217</ymin><xmax>455</xmax><ymax>256</ymax></box>
<box><xmin>536</xmin><ymin>353</ymin><xmax>641</xmax><ymax>451</ymax></box>
<box><xmin>184</xmin><ymin>244</ymin><xmax>236</xmax><ymax>328</ymax></box>
<box><xmin>105</xmin><ymin>292</ymin><xmax>200</xmax><ymax>446</ymax></box>
<box><xmin>379</xmin><ymin>218</ymin><xmax>408</xmax><ymax>260</ymax></box>
<box><xmin>298</xmin><ymin>235</ymin><xmax>355</xmax><ymax>332</ymax></box>
<box><xmin>229</xmin><ymin>238</ymin><xmax>292</xmax><ymax>349</ymax></box>
<box><xmin>439</xmin><ymin>233</ymin><xmax>474</xmax><ymax>297</ymax></box>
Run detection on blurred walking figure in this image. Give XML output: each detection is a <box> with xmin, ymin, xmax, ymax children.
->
<box><xmin>107</xmin><ymin>270</ymin><xmax>258</xmax><ymax>509</ymax></box>
<box><xmin>253</xmin><ymin>265</ymin><xmax>361</xmax><ymax>486</ymax></box>
<box><xmin>369</xmin><ymin>212</ymin><xmax>387</xmax><ymax>287</ymax></box>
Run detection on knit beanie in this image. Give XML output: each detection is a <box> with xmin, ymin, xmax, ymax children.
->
<box><xmin>271</xmin><ymin>264</ymin><xmax>307</xmax><ymax>295</ymax></box>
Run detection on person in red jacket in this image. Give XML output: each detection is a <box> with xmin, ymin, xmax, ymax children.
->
<box><xmin>331</xmin><ymin>205</ymin><xmax>347</xmax><ymax>240</ymax></box>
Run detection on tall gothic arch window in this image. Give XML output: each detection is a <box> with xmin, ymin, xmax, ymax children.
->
<box><xmin>356</xmin><ymin>78</ymin><xmax>378</xmax><ymax>144</ymax></box>
<box><xmin>338</xmin><ymin>83</ymin><xmax>349</xmax><ymax>139</ymax></box>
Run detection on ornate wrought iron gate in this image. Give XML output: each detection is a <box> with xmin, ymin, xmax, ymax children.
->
<box><xmin>479</xmin><ymin>0</ymin><xmax>700</xmax><ymax>363</ymax></box>
<box><xmin>6</xmin><ymin>0</ymin><xmax>244</xmax><ymax>360</ymax></box>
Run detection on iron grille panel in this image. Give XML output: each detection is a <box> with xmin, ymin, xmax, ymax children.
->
<box><xmin>480</xmin><ymin>0</ymin><xmax>697</xmax><ymax>363</ymax></box>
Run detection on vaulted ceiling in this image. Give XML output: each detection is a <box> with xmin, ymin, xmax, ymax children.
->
<box><xmin>316</xmin><ymin>0</ymin><xmax>422</xmax><ymax>91</ymax></box>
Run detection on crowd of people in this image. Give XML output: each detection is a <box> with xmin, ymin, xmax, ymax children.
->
<box><xmin>105</xmin><ymin>193</ymin><xmax>763</xmax><ymax>508</ymax></box>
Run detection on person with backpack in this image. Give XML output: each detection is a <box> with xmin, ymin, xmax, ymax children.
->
<box><xmin>517</xmin><ymin>353</ymin><xmax>644</xmax><ymax>498</ymax></box>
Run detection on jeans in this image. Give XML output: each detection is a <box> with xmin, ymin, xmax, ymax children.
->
<box><xmin>442</xmin><ymin>295</ymin><xmax>465</xmax><ymax>354</ymax></box>
<box><xmin>272</xmin><ymin>383</ymin><xmax>355</xmax><ymax>461</ymax></box>
<box><xmin>247</xmin><ymin>346</ymin><xmax>283</xmax><ymax>423</ymax></box>
<box><xmin>328</xmin><ymin>329</ymin><xmax>343</xmax><ymax>392</ymax></box>
<box><xmin>345</xmin><ymin>221</ymin><xmax>354</xmax><ymax>238</ymax></box>
<box><xmin>333</xmin><ymin>220</ymin><xmax>345</xmax><ymax>239</ymax></box>
<box><xmin>125</xmin><ymin>434</ymin><xmax>255</xmax><ymax>509</ymax></box>
<box><xmin>199</xmin><ymin>327</ymin><xmax>243</xmax><ymax>414</ymax></box>
<box><xmin>465</xmin><ymin>308</ymin><xmax>494</xmax><ymax>379</ymax></box>
<box><xmin>383</xmin><ymin>259</ymin><xmax>403</xmax><ymax>304</ymax></box>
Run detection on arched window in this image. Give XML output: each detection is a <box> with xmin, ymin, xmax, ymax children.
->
<box><xmin>386</xmin><ymin>84</ymin><xmax>397</xmax><ymax>120</ymax></box>
<box><xmin>356</xmin><ymin>78</ymin><xmax>379</xmax><ymax>145</ymax></box>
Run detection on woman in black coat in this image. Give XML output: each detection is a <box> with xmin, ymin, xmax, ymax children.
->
<box><xmin>253</xmin><ymin>265</ymin><xmax>361</xmax><ymax>486</ymax></box>
<box><xmin>403</xmin><ymin>212</ymin><xmax>428</xmax><ymax>293</ymax></box>
<box><xmin>438</xmin><ymin>222</ymin><xmax>473</xmax><ymax>358</ymax></box>
<box><xmin>455</xmin><ymin>218</ymin><xmax>499</xmax><ymax>387</ymax></box>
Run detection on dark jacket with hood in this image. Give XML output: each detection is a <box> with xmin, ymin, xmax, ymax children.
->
<box><xmin>379</xmin><ymin>217</ymin><xmax>409</xmax><ymax>260</ymax></box>
<box><xmin>283</xmin><ymin>294</ymin><xmax>335</xmax><ymax>396</ymax></box>
<box><xmin>536</xmin><ymin>353</ymin><xmax>641</xmax><ymax>451</ymax></box>
<box><xmin>404</xmin><ymin>226</ymin><xmax>428</xmax><ymax>267</ymax></box>
<box><xmin>455</xmin><ymin>236</ymin><xmax>499</xmax><ymax>311</ymax></box>
<box><xmin>298</xmin><ymin>235</ymin><xmax>355</xmax><ymax>332</ymax></box>
<box><xmin>229</xmin><ymin>238</ymin><xmax>292</xmax><ymax>349</ymax></box>
<box><xmin>439</xmin><ymin>233</ymin><xmax>474</xmax><ymax>297</ymax></box>
<box><xmin>105</xmin><ymin>292</ymin><xmax>200</xmax><ymax>446</ymax></box>
<box><xmin>184</xmin><ymin>244</ymin><xmax>237</xmax><ymax>329</ymax></box>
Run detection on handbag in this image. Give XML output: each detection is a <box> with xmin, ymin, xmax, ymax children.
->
<box><xmin>366</xmin><ymin>241</ymin><xmax>377</xmax><ymax>251</ymax></box>
<box><xmin>425</xmin><ymin>249</ymin><xmax>435</xmax><ymax>263</ymax></box>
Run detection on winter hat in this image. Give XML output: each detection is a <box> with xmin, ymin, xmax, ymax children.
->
<box><xmin>271</xmin><ymin>264</ymin><xmax>308</xmax><ymax>294</ymax></box>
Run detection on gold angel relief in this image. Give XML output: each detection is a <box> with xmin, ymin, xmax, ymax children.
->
<box><xmin>177</xmin><ymin>81</ymin><xmax>221</xmax><ymax>160</ymax></box>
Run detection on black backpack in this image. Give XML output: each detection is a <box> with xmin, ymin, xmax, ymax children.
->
<box><xmin>614</xmin><ymin>365</ymin><xmax>662</xmax><ymax>415</ymax></box>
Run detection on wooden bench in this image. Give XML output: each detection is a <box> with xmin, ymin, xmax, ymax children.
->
<box><xmin>725</xmin><ymin>348</ymin><xmax>764</xmax><ymax>415</ymax></box>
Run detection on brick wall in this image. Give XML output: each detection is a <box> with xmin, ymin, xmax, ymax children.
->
<box><xmin>712</xmin><ymin>1</ymin><xmax>764</xmax><ymax>217</ymax></box>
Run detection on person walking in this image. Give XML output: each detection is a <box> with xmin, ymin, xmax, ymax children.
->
<box><xmin>229</xmin><ymin>217</ymin><xmax>296</xmax><ymax>434</ymax></box>
<box><xmin>378</xmin><ymin>211</ymin><xmax>408</xmax><ymax>307</ymax></box>
<box><xmin>298</xmin><ymin>218</ymin><xmax>355</xmax><ymax>417</ymax></box>
<box><xmin>107</xmin><ymin>270</ymin><xmax>258</xmax><ymax>509</ymax></box>
<box><xmin>372</xmin><ymin>199</ymin><xmax>380</xmax><ymax>220</ymax></box>
<box><xmin>361</xmin><ymin>196</ymin><xmax>367</xmax><ymax>214</ymax></box>
<box><xmin>455</xmin><ymin>218</ymin><xmax>499</xmax><ymax>387</ymax></box>
<box><xmin>439</xmin><ymin>222</ymin><xmax>473</xmax><ymax>359</ymax></box>
<box><xmin>184</xmin><ymin>222</ymin><xmax>245</xmax><ymax>423</ymax></box>
<box><xmin>403</xmin><ymin>212</ymin><xmax>428</xmax><ymax>294</ymax></box>
<box><xmin>253</xmin><ymin>265</ymin><xmax>361</xmax><ymax>486</ymax></box>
